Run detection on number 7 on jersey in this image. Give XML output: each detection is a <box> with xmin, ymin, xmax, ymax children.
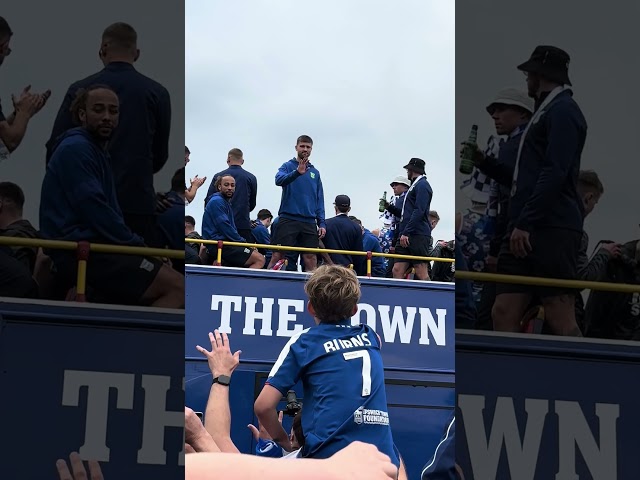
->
<box><xmin>343</xmin><ymin>350</ymin><xmax>372</xmax><ymax>396</ymax></box>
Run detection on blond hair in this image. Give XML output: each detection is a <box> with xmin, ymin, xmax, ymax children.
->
<box><xmin>304</xmin><ymin>265</ymin><xmax>361</xmax><ymax>323</ymax></box>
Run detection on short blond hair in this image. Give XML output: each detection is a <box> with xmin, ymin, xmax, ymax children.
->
<box><xmin>304</xmin><ymin>265</ymin><xmax>361</xmax><ymax>323</ymax></box>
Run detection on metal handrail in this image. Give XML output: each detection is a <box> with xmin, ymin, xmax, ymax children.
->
<box><xmin>185</xmin><ymin>237</ymin><xmax>453</xmax><ymax>279</ymax></box>
<box><xmin>0</xmin><ymin>236</ymin><xmax>183</xmax><ymax>302</ymax></box>
<box><xmin>456</xmin><ymin>270</ymin><xmax>640</xmax><ymax>294</ymax></box>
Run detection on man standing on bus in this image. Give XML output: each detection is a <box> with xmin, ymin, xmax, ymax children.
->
<box><xmin>267</xmin><ymin>135</ymin><xmax>326</xmax><ymax>271</ymax></box>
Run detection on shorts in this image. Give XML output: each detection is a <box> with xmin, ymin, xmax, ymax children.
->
<box><xmin>271</xmin><ymin>218</ymin><xmax>319</xmax><ymax>249</ymax></box>
<box><xmin>394</xmin><ymin>235</ymin><xmax>430</xmax><ymax>265</ymax></box>
<box><xmin>207</xmin><ymin>244</ymin><xmax>254</xmax><ymax>267</ymax></box>
<box><xmin>53</xmin><ymin>252</ymin><xmax>163</xmax><ymax>305</ymax></box>
<box><xmin>496</xmin><ymin>227</ymin><xmax>581</xmax><ymax>298</ymax></box>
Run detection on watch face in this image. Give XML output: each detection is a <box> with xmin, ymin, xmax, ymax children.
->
<box><xmin>216</xmin><ymin>375</ymin><xmax>231</xmax><ymax>385</ymax></box>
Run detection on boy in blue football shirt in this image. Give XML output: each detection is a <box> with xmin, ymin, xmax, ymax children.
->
<box><xmin>254</xmin><ymin>265</ymin><xmax>400</xmax><ymax>474</ymax></box>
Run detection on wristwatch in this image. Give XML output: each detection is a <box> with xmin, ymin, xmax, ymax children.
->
<box><xmin>212</xmin><ymin>375</ymin><xmax>231</xmax><ymax>386</ymax></box>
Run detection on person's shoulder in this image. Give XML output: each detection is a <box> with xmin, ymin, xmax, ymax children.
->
<box><xmin>135</xmin><ymin>70</ymin><xmax>169</xmax><ymax>93</ymax></box>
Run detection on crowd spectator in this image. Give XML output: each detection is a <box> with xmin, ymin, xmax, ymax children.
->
<box><xmin>184</xmin><ymin>146</ymin><xmax>207</xmax><ymax>204</ymax></box>
<box><xmin>0</xmin><ymin>182</ymin><xmax>38</xmax><ymax>273</ymax></box>
<box><xmin>204</xmin><ymin>148</ymin><xmax>257</xmax><ymax>243</ymax></box>
<box><xmin>40</xmin><ymin>85</ymin><xmax>183</xmax><ymax>308</ymax></box>
<box><xmin>380</xmin><ymin>175</ymin><xmax>410</xmax><ymax>277</ymax></box>
<box><xmin>351</xmin><ymin>216</ymin><xmax>386</xmax><ymax>277</ymax></box>
<box><xmin>267</xmin><ymin>135</ymin><xmax>325</xmax><ymax>271</ymax></box>
<box><xmin>202</xmin><ymin>175</ymin><xmax>264</xmax><ymax>268</ymax></box>
<box><xmin>46</xmin><ymin>22</ymin><xmax>171</xmax><ymax>247</ymax></box>
<box><xmin>251</xmin><ymin>208</ymin><xmax>273</xmax><ymax>265</ymax></box>
<box><xmin>185</xmin><ymin>215</ymin><xmax>203</xmax><ymax>264</ymax></box>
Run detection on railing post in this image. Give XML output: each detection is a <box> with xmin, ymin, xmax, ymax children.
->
<box><xmin>75</xmin><ymin>241</ymin><xmax>90</xmax><ymax>302</ymax></box>
<box><xmin>215</xmin><ymin>240</ymin><xmax>223</xmax><ymax>266</ymax></box>
<box><xmin>366</xmin><ymin>251</ymin><xmax>372</xmax><ymax>278</ymax></box>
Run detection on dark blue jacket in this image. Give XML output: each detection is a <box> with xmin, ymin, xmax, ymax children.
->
<box><xmin>323</xmin><ymin>214</ymin><xmax>365</xmax><ymax>275</ymax></box>
<box><xmin>251</xmin><ymin>220</ymin><xmax>272</xmax><ymax>266</ymax></box>
<box><xmin>509</xmin><ymin>90</ymin><xmax>586</xmax><ymax>233</ymax></box>
<box><xmin>204</xmin><ymin>165</ymin><xmax>258</xmax><ymax>230</ymax></box>
<box><xmin>40</xmin><ymin>128</ymin><xmax>144</xmax><ymax>252</ymax></box>
<box><xmin>202</xmin><ymin>193</ymin><xmax>245</xmax><ymax>244</ymax></box>
<box><xmin>157</xmin><ymin>191</ymin><xmax>185</xmax><ymax>250</ymax></box>
<box><xmin>46</xmin><ymin>62</ymin><xmax>171</xmax><ymax>216</ymax></box>
<box><xmin>363</xmin><ymin>228</ymin><xmax>386</xmax><ymax>277</ymax></box>
<box><xmin>399</xmin><ymin>176</ymin><xmax>433</xmax><ymax>237</ymax></box>
<box><xmin>422</xmin><ymin>412</ymin><xmax>456</xmax><ymax>480</ymax></box>
<box><xmin>275</xmin><ymin>158</ymin><xmax>325</xmax><ymax>228</ymax></box>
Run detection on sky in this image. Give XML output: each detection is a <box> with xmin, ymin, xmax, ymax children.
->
<box><xmin>0</xmin><ymin>1</ymin><xmax>184</xmax><ymax>228</ymax></box>
<box><xmin>455</xmin><ymin>0</ymin><xmax>640</xmax><ymax>252</ymax></box>
<box><xmin>186</xmin><ymin>0</ymin><xmax>455</xmax><ymax>242</ymax></box>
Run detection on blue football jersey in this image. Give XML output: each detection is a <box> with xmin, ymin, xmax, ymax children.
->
<box><xmin>266</xmin><ymin>319</ymin><xmax>399</xmax><ymax>467</ymax></box>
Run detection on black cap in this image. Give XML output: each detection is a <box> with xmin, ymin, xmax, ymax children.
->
<box><xmin>403</xmin><ymin>157</ymin><xmax>425</xmax><ymax>175</ymax></box>
<box><xmin>334</xmin><ymin>194</ymin><xmax>351</xmax><ymax>207</ymax></box>
<box><xmin>517</xmin><ymin>45</ymin><xmax>572</xmax><ymax>86</ymax></box>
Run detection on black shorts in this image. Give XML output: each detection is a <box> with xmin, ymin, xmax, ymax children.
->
<box><xmin>271</xmin><ymin>218</ymin><xmax>319</xmax><ymax>249</ymax></box>
<box><xmin>394</xmin><ymin>235</ymin><xmax>430</xmax><ymax>265</ymax></box>
<box><xmin>496</xmin><ymin>227</ymin><xmax>581</xmax><ymax>297</ymax></box>
<box><xmin>53</xmin><ymin>252</ymin><xmax>163</xmax><ymax>305</ymax></box>
<box><xmin>207</xmin><ymin>244</ymin><xmax>254</xmax><ymax>267</ymax></box>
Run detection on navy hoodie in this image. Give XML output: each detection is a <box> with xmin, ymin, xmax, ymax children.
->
<box><xmin>509</xmin><ymin>89</ymin><xmax>586</xmax><ymax>233</ymax></box>
<box><xmin>202</xmin><ymin>192</ymin><xmax>245</xmax><ymax>244</ymax></box>
<box><xmin>46</xmin><ymin>62</ymin><xmax>171</xmax><ymax>216</ymax></box>
<box><xmin>204</xmin><ymin>165</ymin><xmax>258</xmax><ymax>230</ymax></box>
<box><xmin>399</xmin><ymin>176</ymin><xmax>433</xmax><ymax>237</ymax></box>
<box><xmin>40</xmin><ymin>128</ymin><xmax>144</xmax><ymax>253</ymax></box>
<box><xmin>275</xmin><ymin>158</ymin><xmax>326</xmax><ymax>228</ymax></box>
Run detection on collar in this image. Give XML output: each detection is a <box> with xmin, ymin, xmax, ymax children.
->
<box><xmin>105</xmin><ymin>61</ymin><xmax>135</xmax><ymax>71</ymax></box>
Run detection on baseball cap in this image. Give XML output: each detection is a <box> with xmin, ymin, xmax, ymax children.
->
<box><xmin>334</xmin><ymin>194</ymin><xmax>351</xmax><ymax>207</ymax></box>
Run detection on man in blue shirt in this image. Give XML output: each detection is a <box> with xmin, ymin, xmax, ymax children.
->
<box><xmin>267</xmin><ymin>135</ymin><xmax>326</xmax><ymax>271</ymax></box>
<box><xmin>40</xmin><ymin>85</ymin><xmax>183</xmax><ymax>308</ymax></box>
<box><xmin>204</xmin><ymin>148</ymin><xmax>258</xmax><ymax>243</ymax></box>
<box><xmin>393</xmin><ymin>158</ymin><xmax>433</xmax><ymax>280</ymax></box>
<box><xmin>251</xmin><ymin>208</ymin><xmax>273</xmax><ymax>266</ymax></box>
<box><xmin>492</xmin><ymin>46</ymin><xmax>587</xmax><ymax>336</ymax></box>
<box><xmin>322</xmin><ymin>195</ymin><xmax>365</xmax><ymax>275</ymax></box>
<box><xmin>350</xmin><ymin>216</ymin><xmax>386</xmax><ymax>278</ymax></box>
<box><xmin>254</xmin><ymin>265</ymin><xmax>400</xmax><ymax>475</ymax></box>
<box><xmin>46</xmin><ymin>22</ymin><xmax>171</xmax><ymax>247</ymax></box>
<box><xmin>202</xmin><ymin>175</ymin><xmax>264</xmax><ymax>269</ymax></box>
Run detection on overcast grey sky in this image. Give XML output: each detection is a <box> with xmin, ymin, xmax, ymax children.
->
<box><xmin>455</xmin><ymin>0</ymin><xmax>640</xmax><ymax>251</ymax></box>
<box><xmin>1</xmin><ymin>1</ymin><xmax>184</xmax><ymax>228</ymax></box>
<box><xmin>186</xmin><ymin>0</ymin><xmax>455</xmax><ymax>242</ymax></box>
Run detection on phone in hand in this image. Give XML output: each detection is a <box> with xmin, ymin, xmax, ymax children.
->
<box><xmin>195</xmin><ymin>411</ymin><xmax>204</xmax><ymax>422</ymax></box>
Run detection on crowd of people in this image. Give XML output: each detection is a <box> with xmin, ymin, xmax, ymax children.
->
<box><xmin>0</xmin><ymin>18</ymin><xmax>184</xmax><ymax>308</ymax></box>
<box><xmin>184</xmin><ymin>135</ymin><xmax>454</xmax><ymax>282</ymax></box>
<box><xmin>456</xmin><ymin>44</ymin><xmax>639</xmax><ymax>341</ymax></box>
<box><xmin>185</xmin><ymin>265</ymin><xmax>459</xmax><ymax>480</ymax></box>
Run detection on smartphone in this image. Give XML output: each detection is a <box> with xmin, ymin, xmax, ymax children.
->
<box><xmin>195</xmin><ymin>411</ymin><xmax>204</xmax><ymax>422</ymax></box>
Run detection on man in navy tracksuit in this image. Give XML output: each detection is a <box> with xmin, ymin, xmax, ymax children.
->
<box><xmin>202</xmin><ymin>175</ymin><xmax>264</xmax><ymax>269</ymax></box>
<box><xmin>394</xmin><ymin>158</ymin><xmax>433</xmax><ymax>280</ymax></box>
<box><xmin>204</xmin><ymin>148</ymin><xmax>258</xmax><ymax>243</ymax></box>
<box><xmin>492</xmin><ymin>46</ymin><xmax>587</xmax><ymax>336</ymax></box>
<box><xmin>40</xmin><ymin>86</ymin><xmax>183</xmax><ymax>308</ymax></box>
<box><xmin>322</xmin><ymin>195</ymin><xmax>365</xmax><ymax>275</ymax></box>
<box><xmin>46</xmin><ymin>22</ymin><xmax>171</xmax><ymax>247</ymax></box>
<box><xmin>251</xmin><ymin>208</ymin><xmax>273</xmax><ymax>267</ymax></box>
<box><xmin>268</xmin><ymin>135</ymin><xmax>326</xmax><ymax>271</ymax></box>
<box><xmin>350</xmin><ymin>216</ymin><xmax>386</xmax><ymax>277</ymax></box>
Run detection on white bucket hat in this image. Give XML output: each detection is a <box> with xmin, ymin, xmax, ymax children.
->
<box><xmin>390</xmin><ymin>175</ymin><xmax>411</xmax><ymax>188</ymax></box>
<box><xmin>486</xmin><ymin>88</ymin><xmax>534</xmax><ymax>115</ymax></box>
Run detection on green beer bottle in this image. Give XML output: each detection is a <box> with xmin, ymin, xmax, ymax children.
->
<box><xmin>378</xmin><ymin>191</ymin><xmax>387</xmax><ymax>213</ymax></box>
<box><xmin>459</xmin><ymin>124</ymin><xmax>478</xmax><ymax>175</ymax></box>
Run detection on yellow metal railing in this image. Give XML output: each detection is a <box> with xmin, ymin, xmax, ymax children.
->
<box><xmin>0</xmin><ymin>237</ymin><xmax>183</xmax><ymax>302</ymax></box>
<box><xmin>185</xmin><ymin>238</ymin><xmax>453</xmax><ymax>279</ymax></box>
<box><xmin>456</xmin><ymin>270</ymin><xmax>640</xmax><ymax>294</ymax></box>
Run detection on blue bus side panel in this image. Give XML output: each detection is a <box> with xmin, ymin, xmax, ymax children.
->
<box><xmin>456</xmin><ymin>332</ymin><xmax>640</xmax><ymax>480</ymax></box>
<box><xmin>0</xmin><ymin>302</ymin><xmax>184</xmax><ymax>479</ymax></box>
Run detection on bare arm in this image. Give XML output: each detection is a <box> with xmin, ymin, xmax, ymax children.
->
<box><xmin>254</xmin><ymin>385</ymin><xmax>291</xmax><ymax>450</ymax></box>
<box><xmin>196</xmin><ymin>330</ymin><xmax>241</xmax><ymax>453</ymax></box>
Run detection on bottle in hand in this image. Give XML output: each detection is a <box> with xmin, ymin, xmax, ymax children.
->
<box><xmin>378</xmin><ymin>191</ymin><xmax>387</xmax><ymax>213</ymax></box>
<box><xmin>459</xmin><ymin>124</ymin><xmax>478</xmax><ymax>174</ymax></box>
